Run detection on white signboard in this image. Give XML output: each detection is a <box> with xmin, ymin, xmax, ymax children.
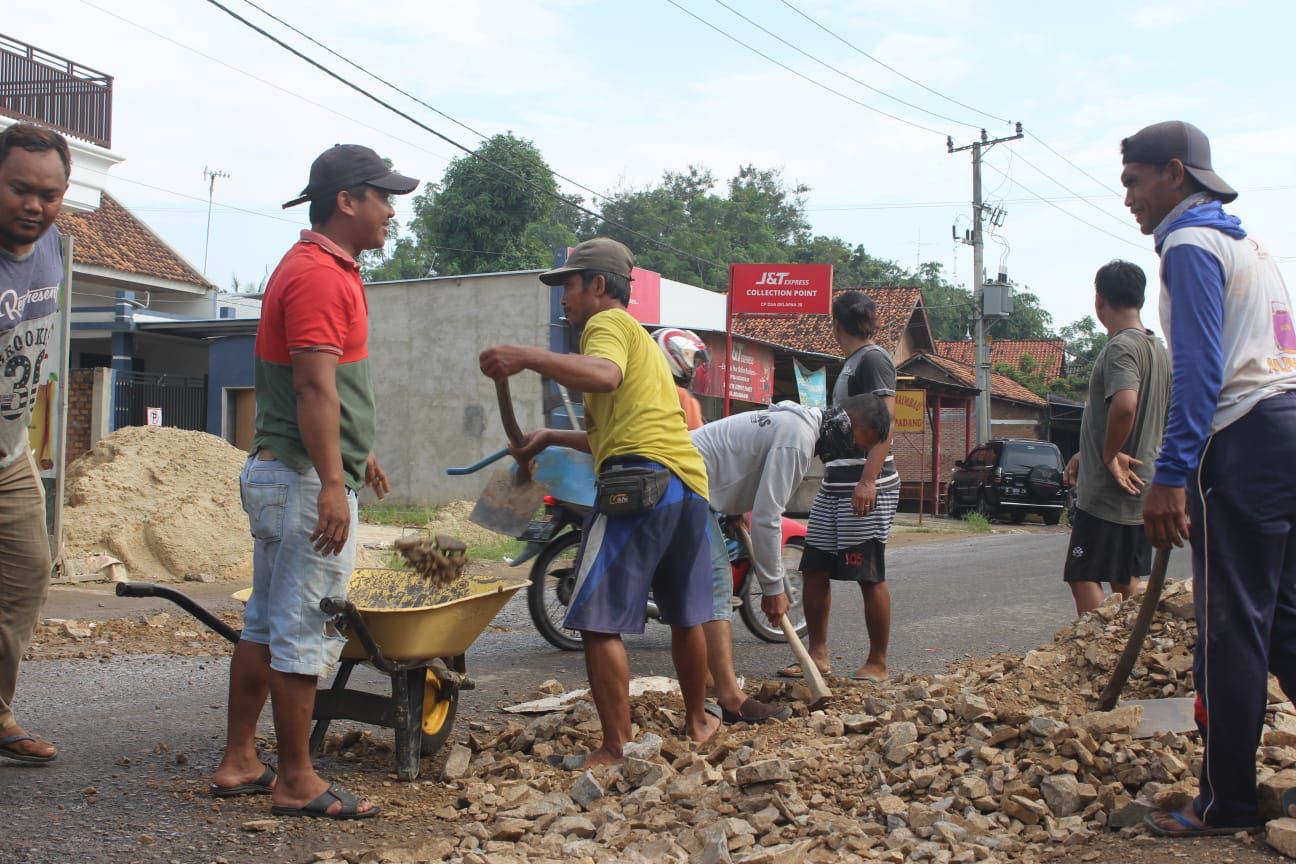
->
<box><xmin>146</xmin><ymin>407</ymin><xmax>163</xmax><ymax>427</ymax></box>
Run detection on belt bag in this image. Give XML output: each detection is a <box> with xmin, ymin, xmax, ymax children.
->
<box><xmin>596</xmin><ymin>464</ymin><xmax>672</xmax><ymax>516</ymax></box>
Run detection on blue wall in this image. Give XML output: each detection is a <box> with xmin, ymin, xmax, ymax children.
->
<box><xmin>207</xmin><ymin>335</ymin><xmax>256</xmax><ymax>437</ymax></box>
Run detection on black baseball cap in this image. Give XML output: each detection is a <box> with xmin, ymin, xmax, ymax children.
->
<box><xmin>1121</xmin><ymin>121</ymin><xmax>1237</xmax><ymax>203</ymax></box>
<box><xmin>282</xmin><ymin>144</ymin><xmax>419</xmax><ymax>209</ymax></box>
<box><xmin>539</xmin><ymin>237</ymin><xmax>636</xmax><ymax>285</ymax></box>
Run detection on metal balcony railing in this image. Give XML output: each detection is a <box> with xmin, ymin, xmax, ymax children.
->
<box><xmin>0</xmin><ymin>33</ymin><xmax>113</xmax><ymax>148</ymax></box>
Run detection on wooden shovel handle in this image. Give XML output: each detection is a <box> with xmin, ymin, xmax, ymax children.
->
<box><xmin>495</xmin><ymin>378</ymin><xmax>526</xmax><ymax>447</ymax></box>
<box><xmin>1098</xmin><ymin>546</ymin><xmax>1171</xmax><ymax>711</ymax></box>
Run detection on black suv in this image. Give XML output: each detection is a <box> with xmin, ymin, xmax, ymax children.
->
<box><xmin>946</xmin><ymin>439</ymin><xmax>1068</xmax><ymax>525</ymax></box>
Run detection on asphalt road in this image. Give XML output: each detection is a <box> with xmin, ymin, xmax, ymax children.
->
<box><xmin>1</xmin><ymin>528</ymin><xmax>1196</xmax><ymax>863</ymax></box>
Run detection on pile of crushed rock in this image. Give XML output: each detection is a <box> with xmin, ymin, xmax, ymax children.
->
<box><xmin>345</xmin><ymin>580</ymin><xmax>1296</xmax><ymax>863</ymax></box>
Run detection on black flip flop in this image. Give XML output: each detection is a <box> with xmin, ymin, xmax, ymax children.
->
<box><xmin>271</xmin><ymin>783</ymin><xmax>379</xmax><ymax>820</ymax></box>
<box><xmin>0</xmin><ymin>733</ymin><xmax>57</xmax><ymax>764</ymax></box>
<box><xmin>210</xmin><ymin>764</ymin><xmax>277</xmax><ymax>798</ymax></box>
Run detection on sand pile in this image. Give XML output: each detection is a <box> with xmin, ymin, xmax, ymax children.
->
<box><xmin>63</xmin><ymin>426</ymin><xmax>251</xmax><ymax>582</ymax></box>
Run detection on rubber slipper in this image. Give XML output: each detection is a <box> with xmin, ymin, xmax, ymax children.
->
<box><xmin>210</xmin><ymin>764</ymin><xmax>277</xmax><ymax>798</ymax></box>
<box><xmin>703</xmin><ymin>702</ymin><xmax>723</xmax><ymax>720</ymax></box>
<box><xmin>1143</xmin><ymin>808</ymin><xmax>1259</xmax><ymax>837</ymax></box>
<box><xmin>778</xmin><ymin>662</ymin><xmax>831</xmax><ymax>679</ymax></box>
<box><xmin>271</xmin><ymin>783</ymin><xmax>379</xmax><ymax>820</ymax></box>
<box><xmin>720</xmin><ymin>698</ymin><xmax>791</xmax><ymax>725</ymax></box>
<box><xmin>848</xmin><ymin>671</ymin><xmax>886</xmax><ymax>683</ymax></box>
<box><xmin>0</xmin><ymin>732</ymin><xmax>57</xmax><ymax>764</ymax></box>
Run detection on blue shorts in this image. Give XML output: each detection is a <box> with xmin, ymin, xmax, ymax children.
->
<box><xmin>708</xmin><ymin>512</ymin><xmax>734</xmax><ymax>622</ymax></box>
<box><xmin>563</xmin><ymin>465</ymin><xmax>714</xmax><ymax>635</ymax></box>
<box><xmin>238</xmin><ymin>454</ymin><xmax>357</xmax><ymax>677</ymax></box>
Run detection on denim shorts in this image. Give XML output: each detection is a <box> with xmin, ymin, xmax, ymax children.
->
<box><xmin>238</xmin><ymin>454</ymin><xmax>357</xmax><ymax>677</ymax></box>
<box><xmin>707</xmin><ymin>512</ymin><xmax>733</xmax><ymax>622</ymax></box>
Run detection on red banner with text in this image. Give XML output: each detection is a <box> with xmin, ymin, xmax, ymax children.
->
<box><xmin>729</xmin><ymin>263</ymin><xmax>833</xmax><ymax>316</ymax></box>
<box><xmin>694</xmin><ymin>333</ymin><xmax>775</xmax><ymax>405</ymax></box>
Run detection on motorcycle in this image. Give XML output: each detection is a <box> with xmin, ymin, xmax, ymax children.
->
<box><xmin>512</xmin><ymin>493</ymin><xmax>810</xmax><ymax>652</ymax></box>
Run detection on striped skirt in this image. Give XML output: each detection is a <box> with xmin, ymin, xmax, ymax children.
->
<box><xmin>804</xmin><ymin>477</ymin><xmax>901</xmax><ymax>552</ymax></box>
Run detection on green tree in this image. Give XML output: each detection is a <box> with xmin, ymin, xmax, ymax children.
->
<box><xmin>364</xmin><ymin>133</ymin><xmax>578</xmax><ymax>281</ymax></box>
<box><xmin>991</xmin><ymin>286</ymin><xmax>1054</xmax><ymax>340</ymax></box>
<box><xmin>913</xmin><ymin>261</ymin><xmax>974</xmax><ymax>340</ymax></box>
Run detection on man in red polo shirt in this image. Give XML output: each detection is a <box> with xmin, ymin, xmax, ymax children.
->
<box><xmin>211</xmin><ymin>145</ymin><xmax>417</xmax><ymax>820</ymax></box>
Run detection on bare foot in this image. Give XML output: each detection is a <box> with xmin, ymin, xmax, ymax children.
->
<box><xmin>686</xmin><ymin>710</ymin><xmax>722</xmax><ymax>745</ymax></box>
<box><xmin>582</xmin><ymin>746</ymin><xmax>623</xmax><ymax>768</ymax></box>
<box><xmin>0</xmin><ymin>724</ymin><xmax>56</xmax><ymax>760</ymax></box>
<box><xmin>850</xmin><ymin>662</ymin><xmax>888</xmax><ymax>682</ymax></box>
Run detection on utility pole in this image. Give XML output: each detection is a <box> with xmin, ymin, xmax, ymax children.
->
<box><xmin>202</xmin><ymin>166</ymin><xmax>230</xmax><ymax>277</ymax></box>
<box><xmin>949</xmin><ymin>124</ymin><xmax>1022</xmax><ymax>444</ymax></box>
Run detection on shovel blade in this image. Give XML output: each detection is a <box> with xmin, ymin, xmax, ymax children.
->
<box><xmin>1125</xmin><ymin>697</ymin><xmax>1197</xmax><ymax>739</ymax></box>
<box><xmin>469</xmin><ymin>462</ymin><xmax>547</xmax><ymax>537</ymax></box>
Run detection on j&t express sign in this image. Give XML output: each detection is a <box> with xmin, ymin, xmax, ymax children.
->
<box><xmin>729</xmin><ymin>263</ymin><xmax>833</xmax><ymax>316</ymax></box>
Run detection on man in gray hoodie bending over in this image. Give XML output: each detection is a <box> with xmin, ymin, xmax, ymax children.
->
<box><xmin>691</xmin><ymin>394</ymin><xmax>890</xmax><ymax>723</ymax></box>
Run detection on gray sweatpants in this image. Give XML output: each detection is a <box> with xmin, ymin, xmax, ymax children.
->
<box><xmin>0</xmin><ymin>451</ymin><xmax>52</xmax><ymax>729</ymax></box>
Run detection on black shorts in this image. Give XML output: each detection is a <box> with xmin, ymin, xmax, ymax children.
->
<box><xmin>800</xmin><ymin>539</ymin><xmax>886</xmax><ymax>584</ymax></box>
<box><xmin>1063</xmin><ymin>507</ymin><xmax>1152</xmax><ymax>586</ymax></box>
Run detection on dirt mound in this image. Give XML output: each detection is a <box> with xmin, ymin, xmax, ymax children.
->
<box><xmin>62</xmin><ymin>426</ymin><xmax>251</xmax><ymax>582</ymax></box>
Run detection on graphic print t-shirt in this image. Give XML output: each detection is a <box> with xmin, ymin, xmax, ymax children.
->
<box><xmin>0</xmin><ymin>228</ymin><xmax>63</xmax><ymax>470</ymax></box>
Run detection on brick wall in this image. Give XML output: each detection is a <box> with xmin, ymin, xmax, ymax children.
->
<box><xmin>66</xmin><ymin>367</ymin><xmax>95</xmax><ymax>466</ymax></box>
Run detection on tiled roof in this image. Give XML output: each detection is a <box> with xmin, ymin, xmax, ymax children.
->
<box><xmin>905</xmin><ymin>352</ymin><xmax>1047</xmax><ymax>407</ymax></box>
<box><xmin>732</xmin><ymin>286</ymin><xmax>926</xmax><ymax>357</ymax></box>
<box><xmin>57</xmin><ymin>192</ymin><xmax>211</xmax><ymax>288</ymax></box>
<box><xmin>936</xmin><ymin>338</ymin><xmax>1066</xmax><ymax>379</ymax></box>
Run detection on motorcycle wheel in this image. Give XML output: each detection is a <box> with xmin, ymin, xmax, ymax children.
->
<box><xmin>738</xmin><ymin>538</ymin><xmax>809</xmax><ymax>644</ymax></box>
<box><xmin>527</xmin><ymin>530</ymin><xmax>584</xmax><ymax>651</ymax></box>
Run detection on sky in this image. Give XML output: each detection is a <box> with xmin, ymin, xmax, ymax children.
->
<box><xmin>15</xmin><ymin>0</ymin><xmax>1296</xmax><ymax>333</ymax></box>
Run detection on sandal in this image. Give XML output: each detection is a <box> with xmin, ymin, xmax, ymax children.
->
<box><xmin>271</xmin><ymin>783</ymin><xmax>379</xmax><ymax>820</ymax></box>
<box><xmin>777</xmin><ymin>662</ymin><xmax>831</xmax><ymax>679</ymax></box>
<box><xmin>1143</xmin><ymin>808</ymin><xmax>1260</xmax><ymax>837</ymax></box>
<box><xmin>210</xmin><ymin>764</ymin><xmax>277</xmax><ymax>798</ymax></box>
<box><xmin>0</xmin><ymin>732</ymin><xmax>57</xmax><ymax>764</ymax></box>
<box><xmin>720</xmin><ymin>698</ymin><xmax>791</xmax><ymax>725</ymax></box>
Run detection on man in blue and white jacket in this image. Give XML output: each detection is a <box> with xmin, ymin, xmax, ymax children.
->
<box><xmin>1122</xmin><ymin>121</ymin><xmax>1296</xmax><ymax>836</ymax></box>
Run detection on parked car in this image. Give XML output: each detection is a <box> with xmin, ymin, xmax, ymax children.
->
<box><xmin>946</xmin><ymin>439</ymin><xmax>1068</xmax><ymax>525</ymax></box>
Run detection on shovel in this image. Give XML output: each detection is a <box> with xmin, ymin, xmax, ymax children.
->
<box><xmin>1099</xmin><ymin>546</ymin><xmax>1172</xmax><ymax>712</ymax></box>
<box><xmin>733</xmin><ymin>523</ymin><xmax>832</xmax><ymax>707</ymax></box>
<box><xmin>466</xmin><ymin>379</ymin><xmax>548</xmax><ymax>537</ymax></box>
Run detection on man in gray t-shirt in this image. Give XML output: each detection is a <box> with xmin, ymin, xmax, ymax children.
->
<box><xmin>1063</xmin><ymin>260</ymin><xmax>1170</xmax><ymax>615</ymax></box>
<box><xmin>0</xmin><ymin>124</ymin><xmax>70</xmax><ymax>765</ymax></box>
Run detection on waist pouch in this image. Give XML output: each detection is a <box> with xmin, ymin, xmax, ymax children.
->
<box><xmin>595</xmin><ymin>463</ymin><xmax>672</xmax><ymax>516</ymax></box>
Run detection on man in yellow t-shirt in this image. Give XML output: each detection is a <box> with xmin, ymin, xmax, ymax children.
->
<box><xmin>480</xmin><ymin>237</ymin><xmax>719</xmax><ymax>767</ymax></box>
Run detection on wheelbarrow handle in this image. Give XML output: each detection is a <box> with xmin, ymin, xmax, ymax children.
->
<box><xmin>114</xmin><ymin>581</ymin><xmax>242</xmax><ymax>645</ymax></box>
<box><xmin>321</xmin><ymin>596</ymin><xmax>401</xmax><ymax>674</ymax></box>
<box><xmin>445</xmin><ymin>447</ymin><xmax>509</xmax><ymax>476</ymax></box>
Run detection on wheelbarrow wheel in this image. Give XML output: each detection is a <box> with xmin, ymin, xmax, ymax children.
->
<box><xmin>420</xmin><ymin>667</ymin><xmax>459</xmax><ymax>757</ymax></box>
<box><xmin>528</xmin><ymin>530</ymin><xmax>584</xmax><ymax>651</ymax></box>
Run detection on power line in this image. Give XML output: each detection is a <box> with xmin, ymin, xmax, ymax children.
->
<box><xmin>662</xmin><ymin>0</ymin><xmax>947</xmax><ymax>137</ymax></box>
<box><xmin>201</xmin><ymin>0</ymin><xmax>728</xmax><ymax>278</ymax></box>
<box><xmin>231</xmin><ymin>0</ymin><xmax>614</xmax><ymax>209</ymax></box>
<box><xmin>1027</xmin><ymin>130</ymin><xmax>1124</xmax><ymax>197</ymax></box>
<box><xmin>776</xmin><ymin>0</ymin><xmax>1011</xmax><ymax>127</ymax></box>
<box><xmin>979</xmin><ymin>161</ymin><xmax>1146</xmax><ymax>251</ymax></box>
<box><xmin>708</xmin><ymin>0</ymin><xmax>981</xmax><ymax>130</ymax></box>
<box><xmin>74</xmin><ymin>0</ymin><xmax>457</xmax><ymax>168</ymax></box>
<box><xmin>999</xmin><ymin>147</ymin><xmax>1138</xmax><ymax>232</ymax></box>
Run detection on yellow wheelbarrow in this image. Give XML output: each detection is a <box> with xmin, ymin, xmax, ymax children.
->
<box><xmin>115</xmin><ymin>568</ymin><xmax>527</xmax><ymax>781</ymax></box>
